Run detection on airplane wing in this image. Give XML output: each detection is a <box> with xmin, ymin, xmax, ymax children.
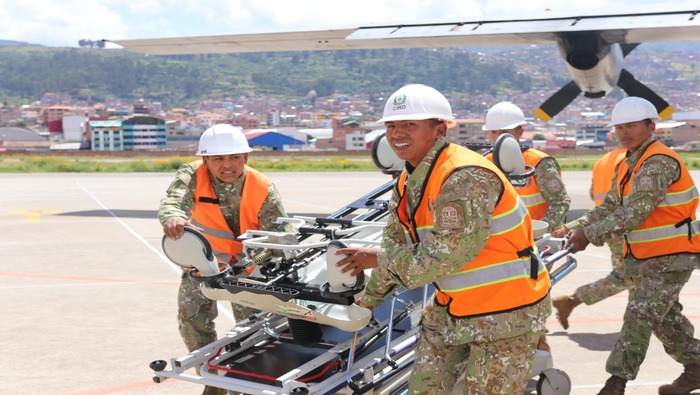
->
<box><xmin>110</xmin><ymin>8</ymin><xmax>699</xmax><ymax>55</ymax></box>
<box><xmin>108</xmin><ymin>7</ymin><xmax>700</xmax><ymax>121</ymax></box>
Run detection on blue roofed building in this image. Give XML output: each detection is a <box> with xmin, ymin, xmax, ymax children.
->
<box><xmin>244</xmin><ymin>130</ymin><xmax>305</xmax><ymax>151</ymax></box>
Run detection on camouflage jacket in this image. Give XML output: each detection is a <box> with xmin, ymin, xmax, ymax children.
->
<box><xmin>361</xmin><ymin>140</ymin><xmax>549</xmax><ymax>343</ymax></box>
<box><xmin>533</xmin><ymin>155</ymin><xmax>570</xmax><ymax>230</ymax></box>
<box><xmin>158</xmin><ymin>161</ymin><xmax>291</xmax><ymax>235</ymax></box>
<box><xmin>565</xmin><ymin>137</ymin><xmax>697</xmax><ymax>271</ymax></box>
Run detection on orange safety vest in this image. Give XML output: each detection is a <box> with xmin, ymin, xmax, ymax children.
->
<box><xmin>487</xmin><ymin>148</ymin><xmax>553</xmax><ymax>220</ymax></box>
<box><xmin>396</xmin><ymin>143</ymin><xmax>550</xmax><ymax>318</ymax></box>
<box><xmin>592</xmin><ymin>148</ymin><xmax>627</xmax><ymax>206</ymax></box>
<box><xmin>617</xmin><ymin>141</ymin><xmax>700</xmax><ymax>259</ymax></box>
<box><xmin>190</xmin><ymin>161</ymin><xmax>270</xmax><ymax>269</ymax></box>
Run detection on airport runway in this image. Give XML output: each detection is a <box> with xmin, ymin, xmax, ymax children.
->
<box><xmin>2</xmin><ymin>171</ymin><xmax>700</xmax><ymax>395</ymax></box>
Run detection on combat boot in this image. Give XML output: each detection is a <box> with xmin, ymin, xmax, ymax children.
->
<box><xmin>658</xmin><ymin>363</ymin><xmax>700</xmax><ymax>394</ymax></box>
<box><xmin>552</xmin><ymin>295</ymin><xmax>581</xmax><ymax>330</ymax></box>
<box><xmin>597</xmin><ymin>375</ymin><xmax>627</xmax><ymax>395</ymax></box>
<box><xmin>202</xmin><ymin>385</ymin><xmax>227</xmax><ymax>395</ymax></box>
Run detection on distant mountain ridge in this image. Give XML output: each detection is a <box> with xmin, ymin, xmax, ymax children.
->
<box><xmin>0</xmin><ymin>39</ymin><xmax>41</xmax><ymax>47</ymax></box>
<box><xmin>0</xmin><ymin>40</ymin><xmax>698</xmax><ymax>114</ymax></box>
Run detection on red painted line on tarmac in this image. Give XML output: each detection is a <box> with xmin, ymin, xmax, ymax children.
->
<box><xmin>62</xmin><ymin>378</ymin><xmax>180</xmax><ymax>395</ymax></box>
<box><xmin>0</xmin><ymin>272</ymin><xmax>178</xmax><ymax>286</ymax></box>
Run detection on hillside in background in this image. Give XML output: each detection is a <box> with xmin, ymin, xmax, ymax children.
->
<box><xmin>0</xmin><ymin>42</ymin><xmax>698</xmax><ymax>113</ymax></box>
<box><xmin>0</xmin><ymin>39</ymin><xmax>41</xmax><ymax>47</ymax></box>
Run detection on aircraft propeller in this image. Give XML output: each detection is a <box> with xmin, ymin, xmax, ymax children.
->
<box><xmin>534</xmin><ymin>40</ymin><xmax>673</xmax><ymax>122</ymax></box>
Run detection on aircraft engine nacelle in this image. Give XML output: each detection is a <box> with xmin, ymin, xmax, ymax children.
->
<box><xmin>557</xmin><ymin>36</ymin><xmax>623</xmax><ymax>99</ymax></box>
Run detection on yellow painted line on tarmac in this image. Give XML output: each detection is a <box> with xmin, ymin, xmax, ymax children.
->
<box><xmin>5</xmin><ymin>209</ymin><xmax>62</xmax><ymax>222</ymax></box>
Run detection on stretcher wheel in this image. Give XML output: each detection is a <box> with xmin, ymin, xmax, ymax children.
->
<box><xmin>149</xmin><ymin>359</ymin><xmax>167</xmax><ymax>372</ymax></box>
<box><xmin>536</xmin><ymin>369</ymin><xmax>571</xmax><ymax>395</ymax></box>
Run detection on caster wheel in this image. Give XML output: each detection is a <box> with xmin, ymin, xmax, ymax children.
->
<box><xmin>149</xmin><ymin>359</ymin><xmax>167</xmax><ymax>372</ymax></box>
<box><xmin>536</xmin><ymin>369</ymin><xmax>571</xmax><ymax>395</ymax></box>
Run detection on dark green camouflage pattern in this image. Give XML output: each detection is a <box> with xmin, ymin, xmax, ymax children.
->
<box><xmin>533</xmin><ymin>156</ymin><xmax>570</xmax><ymax>231</ymax></box>
<box><xmin>361</xmin><ymin>140</ymin><xmax>550</xmax><ymax>393</ymax></box>
<box><xmin>566</xmin><ymin>137</ymin><xmax>700</xmax><ymax>380</ymax></box>
<box><xmin>160</xmin><ymin>161</ymin><xmax>291</xmax><ymax>355</ymax></box>
<box><xmin>159</xmin><ymin>161</ymin><xmax>290</xmax><ymax>235</ymax></box>
<box><xmin>409</xmin><ymin>298</ymin><xmax>542</xmax><ymax>394</ymax></box>
<box><xmin>567</xmin><ymin>138</ymin><xmax>682</xmax><ymax>249</ymax></box>
<box><xmin>607</xmin><ymin>257</ymin><xmax>700</xmax><ymax>380</ymax></box>
<box><xmin>575</xmin><ymin>238</ymin><xmax>631</xmax><ymax>305</ymax></box>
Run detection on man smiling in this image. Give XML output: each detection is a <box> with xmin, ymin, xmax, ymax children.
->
<box><xmin>336</xmin><ymin>84</ymin><xmax>551</xmax><ymax>394</ymax></box>
<box><xmin>159</xmin><ymin>124</ymin><xmax>291</xmax><ymax>395</ymax></box>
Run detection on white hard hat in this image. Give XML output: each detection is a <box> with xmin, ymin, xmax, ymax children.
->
<box><xmin>377</xmin><ymin>84</ymin><xmax>456</xmax><ymax>128</ymax></box>
<box><xmin>607</xmin><ymin>96</ymin><xmax>659</xmax><ymax>127</ymax></box>
<box><xmin>196</xmin><ymin>124</ymin><xmax>252</xmax><ymax>156</ymax></box>
<box><xmin>482</xmin><ymin>102</ymin><xmax>527</xmax><ymax>131</ymax></box>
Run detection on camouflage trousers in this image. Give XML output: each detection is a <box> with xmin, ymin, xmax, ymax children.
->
<box><xmin>177</xmin><ymin>272</ymin><xmax>258</xmax><ymax>352</ymax></box>
<box><xmin>408</xmin><ymin>328</ymin><xmax>539</xmax><ymax>394</ymax></box>
<box><xmin>575</xmin><ymin>239</ymin><xmax>632</xmax><ymax>305</ymax></box>
<box><xmin>606</xmin><ymin>260</ymin><xmax>700</xmax><ymax>380</ymax></box>
<box><xmin>406</xmin><ymin>298</ymin><xmax>548</xmax><ymax>394</ymax></box>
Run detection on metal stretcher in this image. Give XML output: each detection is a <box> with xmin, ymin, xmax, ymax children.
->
<box><xmin>152</xmin><ymin>135</ymin><xmax>577</xmax><ymax>394</ymax></box>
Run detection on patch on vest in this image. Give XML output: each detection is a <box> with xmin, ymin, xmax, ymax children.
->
<box><xmin>637</xmin><ymin>176</ymin><xmax>655</xmax><ymax>191</ymax></box>
<box><xmin>436</xmin><ymin>202</ymin><xmax>465</xmax><ymax>229</ymax></box>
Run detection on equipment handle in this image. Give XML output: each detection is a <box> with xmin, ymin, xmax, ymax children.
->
<box><xmin>544</xmin><ymin>247</ymin><xmax>572</xmax><ymax>266</ymax></box>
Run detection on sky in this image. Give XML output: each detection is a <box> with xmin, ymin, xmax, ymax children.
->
<box><xmin>0</xmin><ymin>0</ymin><xmax>697</xmax><ymax>48</ymax></box>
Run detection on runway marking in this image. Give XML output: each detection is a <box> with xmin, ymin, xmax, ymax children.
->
<box><xmin>74</xmin><ymin>181</ymin><xmax>236</xmax><ymax>323</ymax></box>
<box><xmin>6</xmin><ymin>209</ymin><xmax>62</xmax><ymax>222</ymax></box>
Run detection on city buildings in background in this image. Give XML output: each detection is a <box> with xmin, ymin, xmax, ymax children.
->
<box><xmin>0</xmin><ymin>90</ymin><xmax>699</xmax><ymax>153</ymax></box>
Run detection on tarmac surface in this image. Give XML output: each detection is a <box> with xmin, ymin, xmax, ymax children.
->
<box><xmin>2</xmin><ymin>170</ymin><xmax>700</xmax><ymax>395</ymax></box>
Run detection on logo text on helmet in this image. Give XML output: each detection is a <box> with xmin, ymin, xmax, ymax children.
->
<box><xmin>392</xmin><ymin>94</ymin><xmax>407</xmax><ymax>111</ymax></box>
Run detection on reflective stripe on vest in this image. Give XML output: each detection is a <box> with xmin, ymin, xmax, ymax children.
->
<box><xmin>435</xmin><ymin>255</ymin><xmax>541</xmax><ymax>292</ymax></box>
<box><xmin>626</xmin><ymin>216</ymin><xmax>700</xmax><ymax>244</ymax></box>
<box><xmin>625</xmin><ymin>185</ymin><xmax>700</xmax><ymax>245</ymax></box>
<box><xmin>408</xmin><ymin>198</ymin><xmax>530</xmax><ymax>242</ymax></box>
<box><xmin>397</xmin><ymin>143</ymin><xmax>550</xmax><ymax>318</ymax></box>
<box><xmin>487</xmin><ymin>149</ymin><xmax>551</xmax><ymax>220</ymax></box>
<box><xmin>617</xmin><ymin>141</ymin><xmax>700</xmax><ymax>258</ymax></box>
<box><xmin>188</xmin><ymin>219</ymin><xmax>236</xmax><ymax>263</ymax></box>
<box><xmin>191</xmin><ymin>161</ymin><xmax>270</xmax><ymax>267</ymax></box>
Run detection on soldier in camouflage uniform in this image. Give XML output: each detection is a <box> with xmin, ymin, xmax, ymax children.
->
<box><xmin>483</xmin><ymin>101</ymin><xmax>570</xmax><ymax>352</ymax></box>
<box><xmin>159</xmin><ymin>124</ymin><xmax>291</xmax><ymax>395</ymax></box>
<box><xmin>337</xmin><ymin>84</ymin><xmax>551</xmax><ymax>394</ymax></box>
<box><xmin>483</xmin><ymin>102</ymin><xmax>571</xmax><ymax>233</ymax></box>
<box><xmin>552</xmin><ymin>148</ymin><xmax>631</xmax><ymax>330</ymax></box>
<box><xmin>563</xmin><ymin>97</ymin><xmax>700</xmax><ymax>395</ymax></box>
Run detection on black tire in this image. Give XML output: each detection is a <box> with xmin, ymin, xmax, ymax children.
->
<box><xmin>149</xmin><ymin>359</ymin><xmax>167</xmax><ymax>372</ymax></box>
